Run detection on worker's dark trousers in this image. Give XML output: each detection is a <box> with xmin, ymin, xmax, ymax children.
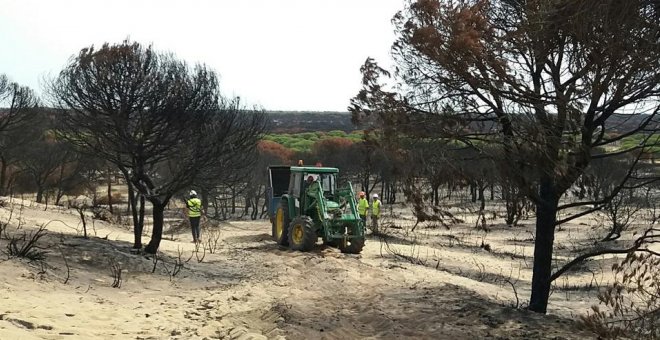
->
<box><xmin>190</xmin><ymin>216</ymin><xmax>201</xmax><ymax>241</ymax></box>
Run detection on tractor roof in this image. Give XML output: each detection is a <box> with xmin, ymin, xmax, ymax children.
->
<box><xmin>291</xmin><ymin>166</ymin><xmax>339</xmax><ymax>173</ymax></box>
<box><xmin>268</xmin><ymin>165</ymin><xmax>339</xmax><ymax>173</ymax></box>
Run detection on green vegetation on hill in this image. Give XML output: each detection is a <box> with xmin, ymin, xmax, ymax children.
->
<box><xmin>620</xmin><ymin>133</ymin><xmax>660</xmax><ymax>154</ymax></box>
<box><xmin>263</xmin><ymin>130</ymin><xmax>363</xmax><ymax>152</ymax></box>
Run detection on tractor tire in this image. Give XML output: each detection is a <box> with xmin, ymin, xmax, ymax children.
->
<box><xmin>288</xmin><ymin>216</ymin><xmax>317</xmax><ymax>252</ymax></box>
<box><xmin>273</xmin><ymin>201</ymin><xmax>290</xmax><ymax>246</ymax></box>
<box><xmin>339</xmin><ymin>237</ymin><xmax>365</xmax><ymax>254</ymax></box>
<box><xmin>323</xmin><ymin>239</ymin><xmax>340</xmax><ymax>248</ymax></box>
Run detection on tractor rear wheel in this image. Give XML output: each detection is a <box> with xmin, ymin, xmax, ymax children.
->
<box><xmin>273</xmin><ymin>201</ymin><xmax>290</xmax><ymax>246</ymax></box>
<box><xmin>288</xmin><ymin>216</ymin><xmax>317</xmax><ymax>251</ymax></box>
<box><xmin>339</xmin><ymin>237</ymin><xmax>365</xmax><ymax>254</ymax></box>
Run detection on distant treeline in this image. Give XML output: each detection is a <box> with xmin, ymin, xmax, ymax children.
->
<box><xmin>266</xmin><ymin>111</ymin><xmax>356</xmax><ymax>133</ymax></box>
<box><xmin>265</xmin><ymin>110</ymin><xmax>653</xmax><ymax>135</ymax></box>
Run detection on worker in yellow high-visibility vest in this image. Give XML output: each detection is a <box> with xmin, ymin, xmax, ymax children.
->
<box><xmin>371</xmin><ymin>193</ymin><xmax>382</xmax><ymax>234</ymax></box>
<box><xmin>357</xmin><ymin>191</ymin><xmax>369</xmax><ymax>229</ymax></box>
<box><xmin>186</xmin><ymin>190</ymin><xmax>202</xmax><ymax>243</ymax></box>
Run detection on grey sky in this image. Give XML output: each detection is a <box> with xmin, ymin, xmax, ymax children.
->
<box><xmin>0</xmin><ymin>0</ymin><xmax>404</xmax><ymax>111</ymax></box>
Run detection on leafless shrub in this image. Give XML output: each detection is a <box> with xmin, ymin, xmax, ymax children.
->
<box><xmin>377</xmin><ymin>227</ymin><xmax>428</xmax><ymax>265</ymax></box>
<box><xmin>506</xmin><ymin>279</ymin><xmax>520</xmax><ymax>309</ymax></box>
<box><xmin>154</xmin><ymin>247</ymin><xmax>193</xmax><ymax>281</ymax></box>
<box><xmin>404</xmin><ymin>181</ymin><xmax>461</xmax><ymax>232</ymax></box>
<box><xmin>1</xmin><ymin>202</ymin><xmax>19</xmax><ymax>239</ymax></box>
<box><xmin>479</xmin><ymin>235</ymin><xmax>491</xmax><ymax>252</ymax></box>
<box><xmin>580</xmin><ymin>252</ymin><xmax>659</xmax><ymax>339</ymax></box>
<box><xmin>193</xmin><ymin>242</ymin><xmax>206</xmax><ymax>263</ymax></box>
<box><xmin>502</xmin><ymin>182</ymin><xmax>534</xmax><ymax>227</ymax></box>
<box><xmin>371</xmin><ymin>216</ymin><xmax>395</xmax><ymax>237</ymax></box>
<box><xmin>37</xmin><ymin>260</ymin><xmax>48</xmax><ymax>279</ymax></box>
<box><xmin>91</xmin><ymin>206</ymin><xmax>115</xmax><ymax>224</ymax></box>
<box><xmin>67</xmin><ymin>197</ymin><xmax>92</xmax><ymax>238</ymax></box>
<box><xmin>95</xmin><ymin>192</ymin><xmax>124</xmax><ymax>205</ymax></box>
<box><xmin>0</xmin><ymin>219</ymin><xmax>7</xmax><ymax>240</ymax></box>
<box><xmin>472</xmin><ymin>259</ymin><xmax>487</xmax><ymax>281</ymax></box>
<box><xmin>599</xmin><ymin>189</ymin><xmax>644</xmax><ymax>242</ymax></box>
<box><xmin>163</xmin><ymin>210</ymin><xmax>189</xmax><ymax>241</ymax></box>
<box><xmin>169</xmin><ymin>247</ymin><xmax>191</xmax><ymax>279</ymax></box>
<box><xmin>58</xmin><ymin>244</ymin><xmax>70</xmax><ymax>284</ymax></box>
<box><xmin>474</xmin><ymin>208</ymin><xmax>490</xmax><ymax>232</ymax></box>
<box><xmin>74</xmin><ymin>205</ymin><xmax>89</xmax><ymax>238</ymax></box>
<box><xmin>109</xmin><ymin>258</ymin><xmax>122</xmax><ymax>288</ymax></box>
<box><xmin>5</xmin><ymin>224</ymin><xmax>47</xmax><ymax>261</ymax></box>
<box><xmin>204</xmin><ymin>227</ymin><xmax>222</xmax><ymax>254</ymax></box>
<box><xmin>151</xmin><ymin>252</ymin><xmax>159</xmax><ymax>274</ymax></box>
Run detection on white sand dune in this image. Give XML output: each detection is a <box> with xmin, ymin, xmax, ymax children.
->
<box><xmin>0</xmin><ymin>198</ymin><xmax>600</xmax><ymax>339</ymax></box>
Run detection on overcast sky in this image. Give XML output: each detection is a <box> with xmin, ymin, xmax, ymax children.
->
<box><xmin>0</xmin><ymin>0</ymin><xmax>404</xmax><ymax>111</ymax></box>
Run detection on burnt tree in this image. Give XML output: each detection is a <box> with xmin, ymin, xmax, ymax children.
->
<box><xmin>0</xmin><ymin>74</ymin><xmax>39</xmax><ymax>195</ymax></box>
<box><xmin>49</xmin><ymin>40</ymin><xmax>266</xmax><ymax>253</ymax></box>
<box><xmin>351</xmin><ymin>0</ymin><xmax>660</xmax><ymax>313</ymax></box>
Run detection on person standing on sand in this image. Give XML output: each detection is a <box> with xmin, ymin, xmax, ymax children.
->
<box><xmin>186</xmin><ymin>190</ymin><xmax>202</xmax><ymax>243</ymax></box>
<box><xmin>357</xmin><ymin>191</ymin><xmax>369</xmax><ymax>230</ymax></box>
<box><xmin>371</xmin><ymin>193</ymin><xmax>382</xmax><ymax>234</ymax></box>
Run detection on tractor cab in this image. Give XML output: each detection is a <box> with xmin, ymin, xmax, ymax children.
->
<box><xmin>267</xmin><ymin>166</ymin><xmax>339</xmax><ymax>219</ymax></box>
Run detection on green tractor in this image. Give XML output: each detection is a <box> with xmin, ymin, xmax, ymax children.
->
<box><xmin>266</xmin><ymin>165</ymin><xmax>365</xmax><ymax>254</ymax></box>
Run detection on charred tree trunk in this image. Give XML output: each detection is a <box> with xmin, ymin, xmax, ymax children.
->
<box><xmin>201</xmin><ymin>188</ymin><xmax>209</xmax><ymax>215</ymax></box>
<box><xmin>137</xmin><ymin>193</ymin><xmax>145</xmax><ymax>243</ymax></box>
<box><xmin>54</xmin><ymin>162</ymin><xmax>67</xmax><ymax>206</ymax></box>
<box><xmin>600</xmin><ymin>226</ymin><xmax>622</xmax><ymax>242</ymax></box>
<box><xmin>77</xmin><ymin>207</ymin><xmax>88</xmax><ymax>238</ymax></box>
<box><xmin>144</xmin><ymin>202</ymin><xmax>165</xmax><ymax>254</ymax></box>
<box><xmin>211</xmin><ymin>197</ymin><xmax>219</xmax><ymax>219</ymax></box>
<box><xmin>242</xmin><ymin>195</ymin><xmax>250</xmax><ymax>218</ymax></box>
<box><xmin>447</xmin><ymin>182</ymin><xmax>453</xmax><ymax>201</ymax></box>
<box><xmin>231</xmin><ymin>186</ymin><xmax>236</xmax><ymax>214</ymax></box>
<box><xmin>0</xmin><ymin>156</ymin><xmax>7</xmax><ymax>196</ymax></box>
<box><xmin>127</xmin><ymin>182</ymin><xmax>142</xmax><ymax>249</ymax></box>
<box><xmin>251</xmin><ymin>193</ymin><xmax>259</xmax><ymax>220</ymax></box>
<box><xmin>470</xmin><ymin>182</ymin><xmax>477</xmax><ymax>203</ymax></box>
<box><xmin>56</xmin><ymin>190</ymin><xmax>65</xmax><ymax>206</ymax></box>
<box><xmin>260</xmin><ymin>198</ymin><xmax>269</xmax><ymax>218</ymax></box>
<box><xmin>478</xmin><ymin>182</ymin><xmax>486</xmax><ymax>211</ymax></box>
<box><xmin>490</xmin><ymin>184</ymin><xmax>495</xmax><ymax>201</ymax></box>
<box><xmin>107</xmin><ymin>168</ymin><xmax>113</xmax><ymax>214</ymax></box>
<box><xmin>385</xmin><ymin>181</ymin><xmax>397</xmax><ymax>204</ymax></box>
<box><xmin>528</xmin><ymin>178</ymin><xmax>559</xmax><ymax>313</ymax></box>
<box><xmin>36</xmin><ymin>186</ymin><xmax>45</xmax><ymax>203</ymax></box>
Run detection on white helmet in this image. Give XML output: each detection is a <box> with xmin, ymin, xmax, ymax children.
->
<box><xmin>189</xmin><ymin>190</ymin><xmax>197</xmax><ymax>197</ymax></box>
<box><xmin>372</xmin><ymin>193</ymin><xmax>379</xmax><ymax>199</ymax></box>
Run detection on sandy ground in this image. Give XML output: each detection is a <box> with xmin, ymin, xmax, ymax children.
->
<box><xmin>0</xmin><ymin>197</ymin><xmax>604</xmax><ymax>339</ymax></box>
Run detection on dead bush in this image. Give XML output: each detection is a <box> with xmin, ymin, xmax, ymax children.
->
<box><xmin>109</xmin><ymin>258</ymin><xmax>123</xmax><ymax>288</ymax></box>
<box><xmin>204</xmin><ymin>227</ymin><xmax>222</xmax><ymax>254</ymax></box>
<box><xmin>95</xmin><ymin>192</ymin><xmax>124</xmax><ymax>205</ymax></box>
<box><xmin>4</xmin><ymin>224</ymin><xmax>47</xmax><ymax>261</ymax></box>
<box><xmin>580</xmin><ymin>252</ymin><xmax>659</xmax><ymax>339</ymax></box>
<box><xmin>92</xmin><ymin>206</ymin><xmax>115</xmax><ymax>223</ymax></box>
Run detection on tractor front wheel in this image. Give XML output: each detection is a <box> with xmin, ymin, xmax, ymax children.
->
<box><xmin>323</xmin><ymin>239</ymin><xmax>340</xmax><ymax>248</ymax></box>
<box><xmin>339</xmin><ymin>237</ymin><xmax>365</xmax><ymax>254</ymax></box>
<box><xmin>273</xmin><ymin>201</ymin><xmax>290</xmax><ymax>246</ymax></box>
<box><xmin>288</xmin><ymin>216</ymin><xmax>317</xmax><ymax>251</ymax></box>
